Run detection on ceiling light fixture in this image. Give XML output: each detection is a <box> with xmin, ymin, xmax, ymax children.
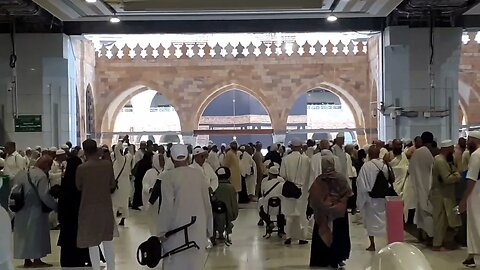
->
<box><xmin>85</xmin><ymin>0</ymin><xmax>97</xmax><ymax>3</ymax></box>
<box><xmin>110</xmin><ymin>15</ymin><xmax>120</xmax><ymax>23</ymax></box>
<box><xmin>327</xmin><ymin>14</ymin><xmax>338</xmax><ymax>22</ymax></box>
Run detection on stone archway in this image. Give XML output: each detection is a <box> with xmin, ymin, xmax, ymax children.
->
<box><xmin>285</xmin><ymin>80</ymin><xmax>368</xmax><ymax>144</ymax></box>
<box><xmin>193</xmin><ymin>83</ymin><xmax>278</xmax><ymax>131</ymax></box>
<box><xmin>98</xmin><ymin>83</ymin><xmax>184</xmax><ymax>144</ymax></box>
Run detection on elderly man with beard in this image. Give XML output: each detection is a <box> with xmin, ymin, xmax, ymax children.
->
<box><xmin>431</xmin><ymin>140</ymin><xmax>462</xmax><ymax>251</ymax></box>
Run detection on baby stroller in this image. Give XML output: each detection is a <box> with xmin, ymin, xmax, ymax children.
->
<box><xmin>262</xmin><ymin>196</ymin><xmax>286</xmax><ymax>239</ymax></box>
<box><xmin>211</xmin><ymin>199</ymin><xmax>232</xmax><ymax>246</ymax></box>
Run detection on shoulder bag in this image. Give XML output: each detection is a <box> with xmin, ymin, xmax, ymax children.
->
<box><xmin>281</xmin><ymin>156</ymin><xmax>303</xmax><ymax>199</ymax></box>
<box><xmin>27</xmin><ymin>170</ymin><xmax>53</xmax><ymax>213</ymax></box>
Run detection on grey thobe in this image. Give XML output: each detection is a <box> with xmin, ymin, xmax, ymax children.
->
<box><xmin>13</xmin><ymin>168</ymin><xmax>57</xmax><ymax>259</ymax></box>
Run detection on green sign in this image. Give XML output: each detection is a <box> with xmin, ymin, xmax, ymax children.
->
<box><xmin>15</xmin><ymin>115</ymin><xmax>42</xmax><ymax>132</ymax></box>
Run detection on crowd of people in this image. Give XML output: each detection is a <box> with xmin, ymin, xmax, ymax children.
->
<box><xmin>0</xmin><ymin>130</ymin><xmax>479</xmax><ymax>269</ymax></box>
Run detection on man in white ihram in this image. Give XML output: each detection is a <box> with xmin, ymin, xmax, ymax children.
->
<box><xmin>191</xmin><ymin>148</ymin><xmax>219</xmax><ymax>192</ymax></box>
<box><xmin>409</xmin><ymin>132</ymin><xmax>435</xmax><ymax>243</ymax></box>
<box><xmin>460</xmin><ymin>131</ymin><xmax>480</xmax><ymax>268</ymax></box>
<box><xmin>280</xmin><ymin>138</ymin><xmax>312</xmax><ymax>245</ymax></box>
<box><xmin>158</xmin><ymin>144</ymin><xmax>213</xmax><ymax>270</ymax></box>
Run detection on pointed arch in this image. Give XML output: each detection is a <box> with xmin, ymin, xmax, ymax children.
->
<box><xmin>193</xmin><ymin>83</ymin><xmax>276</xmax><ymax>130</ymax></box>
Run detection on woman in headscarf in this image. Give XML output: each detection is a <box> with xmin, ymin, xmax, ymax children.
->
<box><xmin>57</xmin><ymin>155</ymin><xmax>91</xmax><ymax>267</ymax></box>
<box><xmin>309</xmin><ymin>155</ymin><xmax>353</xmax><ymax>269</ymax></box>
<box><xmin>132</xmin><ymin>151</ymin><xmax>153</xmax><ymax>210</ymax></box>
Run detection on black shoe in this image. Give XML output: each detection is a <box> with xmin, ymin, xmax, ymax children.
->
<box><xmin>463</xmin><ymin>258</ymin><xmax>476</xmax><ymax>268</ymax></box>
<box><xmin>131</xmin><ymin>206</ymin><xmax>141</xmax><ymax>211</ymax></box>
<box><xmin>119</xmin><ymin>218</ymin><xmax>125</xmax><ymax>226</ymax></box>
<box><xmin>299</xmin><ymin>240</ymin><xmax>308</xmax><ymax>245</ymax></box>
<box><xmin>257</xmin><ymin>219</ymin><xmax>264</xmax><ymax>226</ymax></box>
<box><xmin>284</xmin><ymin>238</ymin><xmax>292</xmax><ymax>245</ymax></box>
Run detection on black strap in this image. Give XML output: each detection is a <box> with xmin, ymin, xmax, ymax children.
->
<box><xmin>26</xmin><ymin>170</ymin><xmax>48</xmax><ymax>207</ymax></box>
<box><xmin>115</xmin><ymin>156</ymin><xmax>128</xmax><ymax>185</ymax></box>
<box><xmin>263</xmin><ymin>181</ymin><xmax>280</xmax><ymax>198</ymax></box>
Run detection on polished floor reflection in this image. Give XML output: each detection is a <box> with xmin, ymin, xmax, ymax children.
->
<box><xmin>13</xmin><ymin>208</ymin><xmax>471</xmax><ymax>269</ymax></box>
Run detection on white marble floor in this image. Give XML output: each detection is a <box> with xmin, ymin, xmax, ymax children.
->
<box><xmin>12</xmin><ymin>208</ymin><xmax>472</xmax><ymax>270</ymax></box>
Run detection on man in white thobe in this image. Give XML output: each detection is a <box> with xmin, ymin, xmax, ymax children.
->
<box><xmin>239</xmin><ymin>145</ymin><xmax>257</xmax><ymax>198</ymax></box>
<box><xmin>158</xmin><ymin>144</ymin><xmax>213</xmax><ymax>270</ymax></box>
<box><xmin>460</xmin><ymin>131</ymin><xmax>480</xmax><ymax>267</ymax></box>
<box><xmin>388</xmin><ymin>139</ymin><xmax>416</xmax><ymax>219</ymax></box>
<box><xmin>356</xmin><ymin>145</ymin><xmax>388</xmax><ymax>251</ymax></box>
<box><xmin>332</xmin><ymin>133</ymin><xmax>348</xmax><ymax>177</ymax></box>
<box><xmin>280</xmin><ymin>138</ymin><xmax>312</xmax><ymax>245</ymax></box>
<box><xmin>409</xmin><ymin>132</ymin><xmax>435</xmax><ymax>242</ymax></box>
<box><xmin>49</xmin><ymin>149</ymin><xmax>67</xmax><ymax>187</ymax></box>
<box><xmin>207</xmin><ymin>145</ymin><xmax>221</xmax><ymax>171</ymax></box>
<box><xmin>134</xmin><ymin>141</ymin><xmax>147</xmax><ymax>165</ymax></box>
<box><xmin>0</xmin><ymin>181</ymin><xmax>13</xmax><ymax>270</ymax></box>
<box><xmin>3</xmin><ymin>141</ymin><xmax>26</xmax><ymax>180</ymax></box>
<box><xmin>112</xmin><ymin>136</ymin><xmax>134</xmax><ymax>226</ymax></box>
<box><xmin>190</xmin><ymin>148</ymin><xmax>218</xmax><ymax>192</ymax></box>
<box><xmin>218</xmin><ymin>144</ymin><xmax>227</xmax><ymax>166</ymax></box>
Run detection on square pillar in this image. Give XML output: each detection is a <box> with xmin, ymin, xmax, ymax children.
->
<box><xmin>383</xmin><ymin>26</ymin><xmax>462</xmax><ymax>141</ymax></box>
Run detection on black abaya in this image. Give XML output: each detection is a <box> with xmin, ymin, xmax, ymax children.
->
<box><xmin>310</xmin><ymin>211</ymin><xmax>351</xmax><ymax>268</ymax></box>
<box><xmin>132</xmin><ymin>152</ymin><xmax>153</xmax><ymax>208</ymax></box>
<box><xmin>57</xmin><ymin>156</ymin><xmax>91</xmax><ymax>267</ymax></box>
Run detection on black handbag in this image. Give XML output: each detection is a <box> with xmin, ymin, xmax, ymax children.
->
<box><xmin>281</xmin><ymin>156</ymin><xmax>303</xmax><ymax>199</ymax></box>
<box><xmin>9</xmin><ymin>184</ymin><xmax>25</xmax><ymax>212</ymax></box>
<box><xmin>282</xmin><ymin>181</ymin><xmax>302</xmax><ymax>199</ymax></box>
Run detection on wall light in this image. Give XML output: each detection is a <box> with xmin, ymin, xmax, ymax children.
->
<box><xmin>86</xmin><ymin>0</ymin><xmax>97</xmax><ymax>3</ymax></box>
<box><xmin>327</xmin><ymin>14</ymin><xmax>338</xmax><ymax>22</ymax></box>
<box><xmin>110</xmin><ymin>16</ymin><xmax>120</xmax><ymax>23</ymax></box>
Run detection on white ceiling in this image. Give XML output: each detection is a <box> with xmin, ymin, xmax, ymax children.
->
<box><xmin>32</xmin><ymin>0</ymin><xmax>404</xmax><ymax>21</ymax></box>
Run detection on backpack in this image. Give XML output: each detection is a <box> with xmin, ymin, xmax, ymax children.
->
<box><xmin>369</xmin><ymin>162</ymin><xmax>397</xmax><ymax>199</ymax></box>
<box><xmin>9</xmin><ymin>184</ymin><xmax>25</xmax><ymax>212</ymax></box>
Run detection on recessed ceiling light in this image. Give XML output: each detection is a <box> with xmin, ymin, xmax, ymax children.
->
<box><xmin>30</xmin><ymin>68</ymin><xmax>36</xmax><ymax>71</ymax></box>
<box><xmin>110</xmin><ymin>16</ymin><xmax>120</xmax><ymax>23</ymax></box>
<box><xmin>86</xmin><ymin>0</ymin><xmax>97</xmax><ymax>3</ymax></box>
<box><xmin>327</xmin><ymin>14</ymin><xmax>338</xmax><ymax>22</ymax></box>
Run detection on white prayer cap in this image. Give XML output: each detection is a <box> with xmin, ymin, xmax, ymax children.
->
<box><xmin>239</xmin><ymin>145</ymin><xmax>246</xmax><ymax>151</ymax></box>
<box><xmin>61</xmin><ymin>144</ymin><xmax>69</xmax><ymax>149</ymax></box>
<box><xmin>208</xmin><ymin>140</ymin><xmax>214</xmax><ymax>146</ymax></box>
<box><xmin>291</xmin><ymin>138</ymin><xmax>303</xmax><ymax>147</ymax></box>
<box><xmin>440</xmin><ymin>140</ymin><xmax>454</xmax><ymax>148</ymax></box>
<box><xmin>26</xmin><ymin>147</ymin><xmax>32</xmax><ymax>151</ymax></box>
<box><xmin>171</xmin><ymin>144</ymin><xmax>189</xmax><ymax>161</ymax></box>
<box><xmin>122</xmin><ymin>143</ymin><xmax>129</xmax><ymax>148</ymax></box>
<box><xmin>56</xmin><ymin>149</ymin><xmax>66</xmax><ymax>155</ymax></box>
<box><xmin>49</xmin><ymin>147</ymin><xmax>57</xmax><ymax>152</ymax></box>
<box><xmin>42</xmin><ymin>148</ymin><xmax>48</xmax><ymax>152</ymax></box>
<box><xmin>216</xmin><ymin>167</ymin><xmax>226</xmax><ymax>175</ymax></box>
<box><xmin>35</xmin><ymin>146</ymin><xmax>42</xmax><ymax>150</ymax></box>
<box><xmin>221</xmin><ymin>143</ymin><xmax>227</xmax><ymax>147</ymax></box>
<box><xmin>264</xmin><ymin>160</ymin><xmax>280</xmax><ymax>168</ymax></box>
<box><xmin>336</xmin><ymin>132</ymin><xmax>345</xmax><ymax>138</ymax></box>
<box><xmin>469</xmin><ymin>131</ymin><xmax>480</xmax><ymax>140</ymax></box>
<box><xmin>268</xmin><ymin>166</ymin><xmax>280</xmax><ymax>175</ymax></box>
<box><xmin>192</xmin><ymin>147</ymin><xmax>206</xmax><ymax>156</ymax></box>
<box><xmin>270</xmin><ymin>144</ymin><xmax>278</xmax><ymax>151</ymax></box>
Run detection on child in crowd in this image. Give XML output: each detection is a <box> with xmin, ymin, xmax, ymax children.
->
<box><xmin>211</xmin><ymin>167</ymin><xmax>239</xmax><ymax>246</ymax></box>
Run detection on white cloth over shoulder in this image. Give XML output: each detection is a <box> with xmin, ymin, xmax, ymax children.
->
<box><xmin>158</xmin><ymin>167</ymin><xmax>213</xmax><ymax>270</ymax></box>
<box><xmin>190</xmin><ymin>161</ymin><xmax>219</xmax><ymax>192</ymax></box>
<box><xmin>112</xmin><ymin>141</ymin><xmax>133</xmax><ymax>217</ymax></box>
<box><xmin>279</xmin><ymin>151</ymin><xmax>312</xmax><ymax>216</ymax></box>
<box><xmin>409</xmin><ymin>146</ymin><xmax>434</xmax><ymax>237</ymax></box>
<box><xmin>356</xmin><ymin>159</ymin><xmax>388</xmax><ymax>237</ymax></box>
<box><xmin>466</xmin><ymin>148</ymin><xmax>480</xmax><ymax>254</ymax></box>
<box><xmin>389</xmin><ymin>152</ymin><xmax>415</xmax><ymax>218</ymax></box>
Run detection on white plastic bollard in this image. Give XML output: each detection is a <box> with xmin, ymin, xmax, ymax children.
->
<box><xmin>366</xmin><ymin>242</ymin><xmax>432</xmax><ymax>270</ymax></box>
